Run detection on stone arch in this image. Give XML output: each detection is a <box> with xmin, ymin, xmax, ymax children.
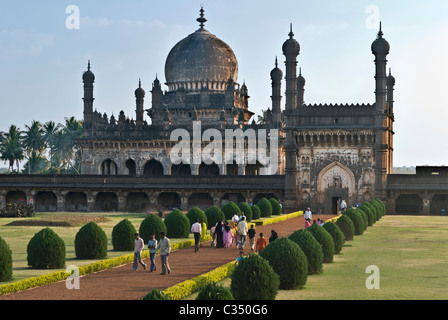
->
<box><xmin>101</xmin><ymin>159</ymin><xmax>118</xmax><ymax>175</ymax></box>
<box><xmin>171</xmin><ymin>163</ymin><xmax>192</xmax><ymax>176</ymax></box>
<box><xmin>35</xmin><ymin>191</ymin><xmax>57</xmax><ymax>212</ymax></box>
<box><xmin>198</xmin><ymin>162</ymin><xmax>220</xmax><ymax>176</ymax></box>
<box><xmin>395</xmin><ymin>194</ymin><xmax>423</xmax><ymax>214</ymax></box>
<box><xmin>125</xmin><ymin>159</ymin><xmax>137</xmax><ymax>176</ymax></box>
<box><xmin>95</xmin><ymin>192</ymin><xmax>118</xmax><ymax>212</ymax></box>
<box><xmin>144</xmin><ymin>159</ymin><xmax>164</xmax><ymax>177</ymax></box>
<box><xmin>65</xmin><ymin>192</ymin><xmax>87</xmax><ymax>212</ymax></box>
<box><xmin>6</xmin><ymin>191</ymin><xmax>27</xmax><ymax>205</ymax></box>
<box><xmin>125</xmin><ymin>192</ymin><xmax>149</xmax><ymax>212</ymax></box>
<box><xmin>245</xmin><ymin>161</ymin><xmax>263</xmax><ymax>176</ymax></box>
<box><xmin>188</xmin><ymin>193</ymin><xmax>213</xmax><ymax>210</ymax></box>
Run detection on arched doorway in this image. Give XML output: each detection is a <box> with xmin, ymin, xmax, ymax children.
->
<box><xmin>188</xmin><ymin>193</ymin><xmax>213</xmax><ymax>210</ymax></box>
<box><xmin>245</xmin><ymin>161</ymin><xmax>263</xmax><ymax>175</ymax></box>
<box><xmin>35</xmin><ymin>191</ymin><xmax>57</xmax><ymax>212</ymax></box>
<box><xmin>171</xmin><ymin>163</ymin><xmax>191</xmax><ymax>176</ymax></box>
<box><xmin>395</xmin><ymin>194</ymin><xmax>423</xmax><ymax>215</ymax></box>
<box><xmin>126</xmin><ymin>159</ymin><xmax>137</xmax><ymax>176</ymax></box>
<box><xmin>95</xmin><ymin>192</ymin><xmax>118</xmax><ymax>212</ymax></box>
<box><xmin>101</xmin><ymin>159</ymin><xmax>118</xmax><ymax>175</ymax></box>
<box><xmin>430</xmin><ymin>194</ymin><xmax>448</xmax><ymax>215</ymax></box>
<box><xmin>65</xmin><ymin>192</ymin><xmax>87</xmax><ymax>212</ymax></box>
<box><xmin>199</xmin><ymin>163</ymin><xmax>220</xmax><ymax>176</ymax></box>
<box><xmin>126</xmin><ymin>192</ymin><xmax>149</xmax><ymax>212</ymax></box>
<box><xmin>158</xmin><ymin>192</ymin><xmax>181</xmax><ymax>210</ymax></box>
<box><xmin>144</xmin><ymin>160</ymin><xmax>164</xmax><ymax>177</ymax></box>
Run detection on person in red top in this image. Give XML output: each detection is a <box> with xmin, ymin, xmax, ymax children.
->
<box><xmin>255</xmin><ymin>232</ymin><xmax>268</xmax><ymax>253</ymax></box>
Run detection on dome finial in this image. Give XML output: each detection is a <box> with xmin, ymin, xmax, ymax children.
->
<box><xmin>139</xmin><ymin>78</ymin><xmax>142</xmax><ymax>88</ymax></box>
<box><xmin>377</xmin><ymin>21</ymin><xmax>383</xmax><ymax>38</ymax></box>
<box><xmin>289</xmin><ymin>23</ymin><xmax>294</xmax><ymax>39</ymax></box>
<box><xmin>275</xmin><ymin>56</ymin><xmax>278</xmax><ymax>68</ymax></box>
<box><xmin>88</xmin><ymin>60</ymin><xmax>91</xmax><ymax>71</ymax></box>
<box><xmin>197</xmin><ymin>5</ymin><xmax>207</xmax><ymax>28</ymax></box>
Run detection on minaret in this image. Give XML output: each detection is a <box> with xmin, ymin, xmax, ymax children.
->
<box><xmin>282</xmin><ymin>24</ymin><xmax>301</xmax><ymax>213</ymax></box>
<box><xmin>297</xmin><ymin>68</ymin><xmax>305</xmax><ymax>107</ymax></box>
<box><xmin>387</xmin><ymin>68</ymin><xmax>395</xmax><ymax>117</ymax></box>
<box><xmin>270</xmin><ymin>57</ymin><xmax>283</xmax><ymax>127</ymax></box>
<box><xmin>371</xmin><ymin>22</ymin><xmax>391</xmax><ymax>199</ymax></box>
<box><xmin>387</xmin><ymin>68</ymin><xmax>395</xmax><ymax>174</ymax></box>
<box><xmin>135</xmin><ymin>79</ymin><xmax>145</xmax><ymax>129</ymax></box>
<box><xmin>82</xmin><ymin>60</ymin><xmax>95</xmax><ymax>130</ymax></box>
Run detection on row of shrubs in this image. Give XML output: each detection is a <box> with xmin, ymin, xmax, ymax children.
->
<box><xmin>0</xmin><ymin>203</ymin><xmax>35</xmax><ymax>218</ymax></box>
<box><xmin>0</xmin><ymin>197</ymin><xmax>281</xmax><ymax>282</ymax></box>
<box><xmin>145</xmin><ymin>198</ymin><xmax>386</xmax><ymax>300</ymax></box>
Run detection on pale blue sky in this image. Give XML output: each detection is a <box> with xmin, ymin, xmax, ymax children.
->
<box><xmin>1</xmin><ymin>1</ymin><xmax>448</xmax><ymax>167</ymax></box>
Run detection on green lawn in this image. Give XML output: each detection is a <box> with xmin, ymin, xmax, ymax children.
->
<box><xmin>0</xmin><ymin>211</ymin><xmax>193</xmax><ymax>283</ymax></box>
<box><xmin>184</xmin><ymin>215</ymin><xmax>448</xmax><ymax>300</ymax></box>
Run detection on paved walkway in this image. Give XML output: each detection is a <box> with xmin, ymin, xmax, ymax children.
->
<box><xmin>0</xmin><ymin>214</ymin><xmax>335</xmax><ymax>300</ymax></box>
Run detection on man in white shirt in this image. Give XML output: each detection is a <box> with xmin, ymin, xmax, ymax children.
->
<box><xmin>304</xmin><ymin>208</ymin><xmax>312</xmax><ymax>223</ymax></box>
<box><xmin>237</xmin><ymin>216</ymin><xmax>248</xmax><ymax>249</ymax></box>
<box><xmin>133</xmin><ymin>233</ymin><xmax>147</xmax><ymax>271</ymax></box>
<box><xmin>156</xmin><ymin>232</ymin><xmax>171</xmax><ymax>275</ymax></box>
<box><xmin>191</xmin><ymin>219</ymin><xmax>202</xmax><ymax>253</ymax></box>
<box><xmin>340</xmin><ymin>200</ymin><xmax>347</xmax><ymax>214</ymax></box>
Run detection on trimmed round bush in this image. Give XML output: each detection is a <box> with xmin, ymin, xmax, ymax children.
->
<box><xmin>238</xmin><ymin>202</ymin><xmax>253</xmax><ymax>222</ymax></box>
<box><xmin>256</xmin><ymin>198</ymin><xmax>273</xmax><ymax>218</ymax></box>
<box><xmin>364</xmin><ymin>201</ymin><xmax>379</xmax><ymax>222</ymax></box>
<box><xmin>335</xmin><ymin>214</ymin><xmax>355</xmax><ymax>241</ymax></box>
<box><xmin>289</xmin><ymin>229</ymin><xmax>323</xmax><ymax>275</ymax></box>
<box><xmin>27</xmin><ymin>228</ymin><xmax>66</xmax><ymax>269</ymax></box>
<box><xmin>371</xmin><ymin>199</ymin><xmax>385</xmax><ymax>217</ymax></box>
<box><xmin>164</xmin><ymin>209</ymin><xmax>190</xmax><ymax>238</ymax></box>
<box><xmin>0</xmin><ymin>235</ymin><xmax>13</xmax><ymax>281</ymax></box>
<box><xmin>322</xmin><ymin>221</ymin><xmax>345</xmax><ymax>254</ymax></box>
<box><xmin>186</xmin><ymin>207</ymin><xmax>207</xmax><ymax>228</ymax></box>
<box><xmin>344</xmin><ymin>208</ymin><xmax>365</xmax><ymax>236</ymax></box>
<box><xmin>221</xmin><ymin>202</ymin><xmax>241</xmax><ymax>220</ymax></box>
<box><xmin>259</xmin><ymin>237</ymin><xmax>308</xmax><ymax>289</ymax></box>
<box><xmin>112</xmin><ymin>219</ymin><xmax>137</xmax><ymax>251</ymax></box>
<box><xmin>251</xmin><ymin>204</ymin><xmax>261</xmax><ymax>220</ymax></box>
<box><xmin>230</xmin><ymin>253</ymin><xmax>279</xmax><ymax>300</ymax></box>
<box><xmin>196</xmin><ymin>282</ymin><xmax>234</xmax><ymax>300</ymax></box>
<box><xmin>142</xmin><ymin>289</ymin><xmax>172</xmax><ymax>300</ymax></box>
<box><xmin>139</xmin><ymin>214</ymin><xmax>167</xmax><ymax>242</ymax></box>
<box><xmin>306</xmin><ymin>224</ymin><xmax>335</xmax><ymax>263</ymax></box>
<box><xmin>357</xmin><ymin>209</ymin><xmax>368</xmax><ymax>231</ymax></box>
<box><xmin>75</xmin><ymin>222</ymin><xmax>108</xmax><ymax>259</ymax></box>
<box><xmin>269</xmin><ymin>198</ymin><xmax>282</xmax><ymax>215</ymax></box>
<box><xmin>204</xmin><ymin>206</ymin><xmax>225</xmax><ymax>229</ymax></box>
<box><xmin>359</xmin><ymin>203</ymin><xmax>375</xmax><ymax>226</ymax></box>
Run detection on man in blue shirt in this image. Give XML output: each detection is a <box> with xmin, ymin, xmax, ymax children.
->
<box><xmin>147</xmin><ymin>232</ymin><xmax>158</xmax><ymax>272</ymax></box>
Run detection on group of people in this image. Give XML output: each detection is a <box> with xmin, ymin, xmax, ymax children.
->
<box><xmin>133</xmin><ymin>232</ymin><xmax>172</xmax><ymax>275</ymax></box>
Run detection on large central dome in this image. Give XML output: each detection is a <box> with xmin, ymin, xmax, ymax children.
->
<box><xmin>164</xmin><ymin>8</ymin><xmax>238</xmax><ymax>92</ymax></box>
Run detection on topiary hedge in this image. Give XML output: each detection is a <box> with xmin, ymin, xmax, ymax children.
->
<box><xmin>221</xmin><ymin>202</ymin><xmax>241</xmax><ymax>220</ymax></box>
<box><xmin>371</xmin><ymin>199</ymin><xmax>386</xmax><ymax>218</ymax></box>
<box><xmin>142</xmin><ymin>289</ymin><xmax>173</xmax><ymax>300</ymax></box>
<box><xmin>259</xmin><ymin>237</ymin><xmax>308</xmax><ymax>289</ymax></box>
<box><xmin>269</xmin><ymin>198</ymin><xmax>282</xmax><ymax>215</ymax></box>
<box><xmin>230</xmin><ymin>253</ymin><xmax>279</xmax><ymax>300</ymax></box>
<box><xmin>204</xmin><ymin>206</ymin><xmax>225</xmax><ymax>229</ymax></box>
<box><xmin>251</xmin><ymin>204</ymin><xmax>261</xmax><ymax>220</ymax></box>
<box><xmin>344</xmin><ymin>208</ymin><xmax>365</xmax><ymax>236</ymax></box>
<box><xmin>364</xmin><ymin>201</ymin><xmax>379</xmax><ymax>222</ymax></box>
<box><xmin>256</xmin><ymin>198</ymin><xmax>273</xmax><ymax>218</ymax></box>
<box><xmin>238</xmin><ymin>202</ymin><xmax>253</xmax><ymax>222</ymax></box>
<box><xmin>288</xmin><ymin>228</ymin><xmax>323</xmax><ymax>275</ymax></box>
<box><xmin>335</xmin><ymin>214</ymin><xmax>355</xmax><ymax>241</ymax></box>
<box><xmin>112</xmin><ymin>219</ymin><xmax>137</xmax><ymax>251</ymax></box>
<box><xmin>75</xmin><ymin>222</ymin><xmax>108</xmax><ymax>259</ymax></box>
<box><xmin>186</xmin><ymin>207</ymin><xmax>208</xmax><ymax>228</ymax></box>
<box><xmin>0</xmin><ymin>236</ymin><xmax>13</xmax><ymax>282</ymax></box>
<box><xmin>139</xmin><ymin>214</ymin><xmax>167</xmax><ymax>242</ymax></box>
<box><xmin>359</xmin><ymin>203</ymin><xmax>375</xmax><ymax>225</ymax></box>
<box><xmin>306</xmin><ymin>224</ymin><xmax>335</xmax><ymax>263</ymax></box>
<box><xmin>27</xmin><ymin>228</ymin><xmax>66</xmax><ymax>269</ymax></box>
<box><xmin>357</xmin><ymin>209</ymin><xmax>369</xmax><ymax>231</ymax></box>
<box><xmin>322</xmin><ymin>221</ymin><xmax>345</xmax><ymax>254</ymax></box>
<box><xmin>164</xmin><ymin>209</ymin><xmax>190</xmax><ymax>238</ymax></box>
<box><xmin>196</xmin><ymin>282</ymin><xmax>234</xmax><ymax>300</ymax></box>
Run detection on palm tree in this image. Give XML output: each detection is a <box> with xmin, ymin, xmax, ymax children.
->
<box><xmin>0</xmin><ymin>125</ymin><xmax>24</xmax><ymax>173</ymax></box>
<box><xmin>43</xmin><ymin>120</ymin><xmax>60</xmax><ymax>169</ymax></box>
<box><xmin>22</xmin><ymin>150</ymin><xmax>49</xmax><ymax>174</ymax></box>
<box><xmin>23</xmin><ymin>120</ymin><xmax>46</xmax><ymax>157</ymax></box>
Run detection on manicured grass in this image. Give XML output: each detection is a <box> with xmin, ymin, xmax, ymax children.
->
<box><xmin>0</xmin><ymin>212</ymin><xmax>196</xmax><ymax>283</ymax></box>
<box><xmin>183</xmin><ymin>215</ymin><xmax>448</xmax><ymax>300</ymax></box>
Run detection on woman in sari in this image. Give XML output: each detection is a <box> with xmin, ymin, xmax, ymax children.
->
<box><xmin>223</xmin><ymin>221</ymin><xmax>233</xmax><ymax>248</ymax></box>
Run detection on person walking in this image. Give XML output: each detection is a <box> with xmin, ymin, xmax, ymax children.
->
<box><xmin>200</xmin><ymin>219</ymin><xmax>207</xmax><ymax>247</ymax></box>
<box><xmin>215</xmin><ymin>220</ymin><xmax>224</xmax><ymax>248</ymax></box>
<box><xmin>223</xmin><ymin>221</ymin><xmax>233</xmax><ymax>248</ymax></box>
<box><xmin>304</xmin><ymin>207</ymin><xmax>312</xmax><ymax>223</ymax></box>
<box><xmin>156</xmin><ymin>232</ymin><xmax>171</xmax><ymax>275</ymax></box>
<box><xmin>237</xmin><ymin>216</ymin><xmax>248</xmax><ymax>249</ymax></box>
<box><xmin>269</xmin><ymin>230</ymin><xmax>278</xmax><ymax>243</ymax></box>
<box><xmin>147</xmin><ymin>232</ymin><xmax>157</xmax><ymax>272</ymax></box>
<box><xmin>191</xmin><ymin>219</ymin><xmax>202</xmax><ymax>252</ymax></box>
<box><xmin>340</xmin><ymin>200</ymin><xmax>347</xmax><ymax>214</ymax></box>
<box><xmin>247</xmin><ymin>224</ymin><xmax>256</xmax><ymax>252</ymax></box>
<box><xmin>255</xmin><ymin>232</ymin><xmax>268</xmax><ymax>253</ymax></box>
<box><xmin>133</xmin><ymin>233</ymin><xmax>147</xmax><ymax>271</ymax></box>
